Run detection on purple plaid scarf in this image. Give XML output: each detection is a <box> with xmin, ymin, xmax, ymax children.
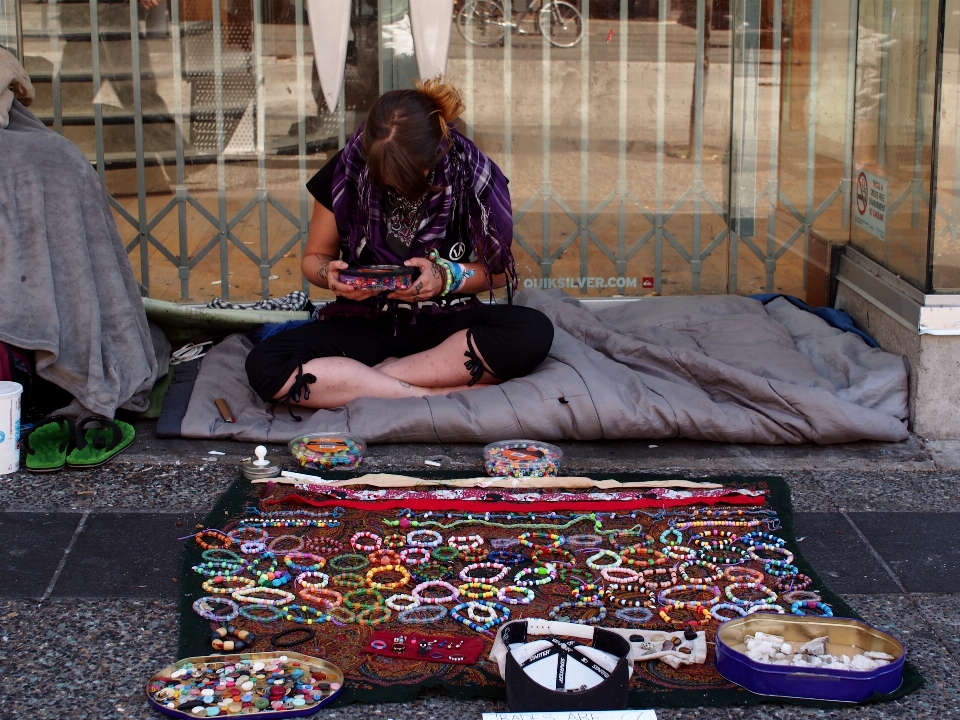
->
<box><xmin>331</xmin><ymin>123</ymin><xmax>516</xmax><ymax>291</ymax></box>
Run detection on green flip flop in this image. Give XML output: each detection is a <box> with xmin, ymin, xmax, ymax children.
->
<box><xmin>24</xmin><ymin>416</ymin><xmax>76</xmax><ymax>473</ymax></box>
<box><xmin>65</xmin><ymin>416</ymin><xmax>136</xmax><ymax>469</ymax></box>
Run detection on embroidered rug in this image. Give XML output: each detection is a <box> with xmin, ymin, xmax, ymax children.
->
<box><xmin>177</xmin><ymin>473</ymin><xmax>923</xmax><ymax>708</ymax></box>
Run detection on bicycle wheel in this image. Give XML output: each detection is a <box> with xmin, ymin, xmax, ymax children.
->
<box><xmin>457</xmin><ymin>0</ymin><xmax>507</xmax><ymax>47</ymax></box>
<box><xmin>537</xmin><ymin>1</ymin><xmax>583</xmax><ymax>48</ymax></box>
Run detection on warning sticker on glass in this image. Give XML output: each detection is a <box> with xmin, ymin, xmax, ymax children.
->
<box><xmin>854</xmin><ymin>169</ymin><xmax>887</xmax><ymax>241</ymax></box>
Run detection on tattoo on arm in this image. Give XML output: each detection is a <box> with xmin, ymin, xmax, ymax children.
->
<box><xmin>431</xmin><ymin>263</ymin><xmax>443</xmax><ymax>280</ymax></box>
<box><xmin>398</xmin><ymin>380</ymin><xmax>412</xmax><ymax>388</ymax></box>
<box><xmin>318</xmin><ymin>263</ymin><xmax>329</xmax><ymax>281</ymax></box>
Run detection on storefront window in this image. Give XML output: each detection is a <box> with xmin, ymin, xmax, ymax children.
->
<box><xmin>931</xmin><ymin>1</ymin><xmax>960</xmax><ymax>292</ymax></box>
<box><xmin>13</xmin><ymin>0</ymin><xmax>952</xmax><ymax>302</ymax></box>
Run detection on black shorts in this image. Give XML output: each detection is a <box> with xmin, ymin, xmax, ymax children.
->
<box><xmin>245</xmin><ymin>304</ymin><xmax>554</xmax><ymax>402</ymax></box>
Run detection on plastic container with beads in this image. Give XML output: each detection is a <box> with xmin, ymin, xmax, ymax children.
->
<box><xmin>483</xmin><ymin>440</ymin><xmax>563</xmax><ymax>478</ymax></box>
<box><xmin>338</xmin><ymin>265</ymin><xmax>415</xmax><ymax>292</ymax></box>
<box><xmin>289</xmin><ymin>433</ymin><xmax>366</xmax><ymax>470</ymax></box>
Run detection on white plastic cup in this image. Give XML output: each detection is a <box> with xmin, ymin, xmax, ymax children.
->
<box><xmin>0</xmin><ymin>381</ymin><xmax>23</xmax><ymax>475</ymax></box>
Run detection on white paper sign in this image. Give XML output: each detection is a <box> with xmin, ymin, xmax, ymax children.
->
<box><xmin>482</xmin><ymin>711</ymin><xmax>658</xmax><ymax>720</ymax></box>
<box><xmin>854</xmin><ymin>169</ymin><xmax>887</xmax><ymax>241</ymax></box>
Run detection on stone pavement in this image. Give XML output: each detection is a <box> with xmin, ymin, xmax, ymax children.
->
<box><xmin>2</xmin><ymin>425</ymin><xmax>959</xmax><ymax>719</ymax></box>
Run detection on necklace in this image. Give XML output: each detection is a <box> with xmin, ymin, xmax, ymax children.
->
<box><xmin>386</xmin><ymin>188</ymin><xmax>427</xmax><ymax>248</ymax></box>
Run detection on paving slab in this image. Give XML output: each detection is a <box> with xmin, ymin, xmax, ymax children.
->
<box><xmin>52</xmin><ymin>512</ymin><xmax>202</xmax><ymax>599</ymax></box>
<box><xmin>0</xmin><ymin>511</ymin><xmax>81</xmax><ymax>598</ymax></box>
<box><xmin>793</xmin><ymin>513</ymin><xmax>901</xmax><ymax>595</ymax></box>
<box><xmin>849</xmin><ymin>513</ymin><xmax>960</xmax><ymax>593</ymax></box>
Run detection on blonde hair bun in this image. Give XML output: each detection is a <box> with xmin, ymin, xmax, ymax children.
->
<box><xmin>415</xmin><ymin>76</ymin><xmax>464</xmax><ymax>134</ymax></box>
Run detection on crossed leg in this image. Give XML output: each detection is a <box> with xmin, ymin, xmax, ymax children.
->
<box><xmin>272</xmin><ymin>329</ymin><xmax>498</xmax><ymax>410</ymax></box>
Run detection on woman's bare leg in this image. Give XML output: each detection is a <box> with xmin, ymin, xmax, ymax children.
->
<box><xmin>272</xmin><ymin>356</ymin><xmax>479</xmax><ymax>410</ymax></box>
<box><xmin>373</xmin><ymin>329</ymin><xmax>499</xmax><ymax>388</ymax></box>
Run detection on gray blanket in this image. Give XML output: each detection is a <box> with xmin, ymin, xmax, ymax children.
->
<box><xmin>0</xmin><ymin>101</ymin><xmax>158</xmax><ymax>417</ymax></box>
<box><xmin>180</xmin><ymin>290</ymin><xmax>909</xmax><ymax>445</ymax></box>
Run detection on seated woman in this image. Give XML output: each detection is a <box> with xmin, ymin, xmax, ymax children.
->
<box><xmin>245</xmin><ymin>79</ymin><xmax>553</xmax><ymax>417</ymax></box>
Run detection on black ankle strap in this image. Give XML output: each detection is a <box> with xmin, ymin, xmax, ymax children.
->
<box><xmin>285</xmin><ymin>363</ymin><xmax>316</xmax><ymax>421</ymax></box>
<box><xmin>463</xmin><ymin>329</ymin><xmax>494</xmax><ymax>387</ymax></box>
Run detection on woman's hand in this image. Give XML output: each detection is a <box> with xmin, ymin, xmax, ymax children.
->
<box><xmin>326</xmin><ymin>260</ymin><xmax>381</xmax><ymax>302</ymax></box>
<box><xmin>386</xmin><ymin>257</ymin><xmax>445</xmax><ymax>302</ymax></box>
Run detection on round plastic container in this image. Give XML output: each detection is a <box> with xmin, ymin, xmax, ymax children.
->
<box><xmin>289</xmin><ymin>433</ymin><xmax>366</xmax><ymax>470</ymax></box>
<box><xmin>338</xmin><ymin>265</ymin><xmax>415</xmax><ymax>292</ymax></box>
<box><xmin>483</xmin><ymin>439</ymin><xmax>563</xmax><ymax>477</ymax></box>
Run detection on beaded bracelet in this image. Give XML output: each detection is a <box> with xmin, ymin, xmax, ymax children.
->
<box><xmin>608</xmin><ymin>531</ymin><xmax>654</xmax><ymax>550</ymax></box>
<box><xmin>489</xmin><ymin>538</ymin><xmax>521</xmax><ymax>550</ymax></box>
<box><xmin>674</xmin><ymin>517</ymin><xmax>762</xmax><ymax>531</ymax></box>
<box><xmin>284</xmin><ymin>552</ymin><xmax>325</xmax><ymax>572</ymax></box>
<box><xmin>399</xmin><ymin>547</ymin><xmax>431</xmax><ymax>565</ymax></box>
<box><xmin>740</xmin><ymin>531</ymin><xmax>786</xmax><ymax>548</ymax></box>
<box><xmin>451</xmin><ymin>600</ymin><xmax>510</xmax><ymax>633</ymax></box>
<box><xmin>356</xmin><ymin>606</ymin><xmax>392</xmax><ymax>626</ymax></box>
<box><xmin>330</xmin><ymin>572</ymin><xmax>366</xmax><ymax>589</ymax></box>
<box><xmin>295</xmin><ymin>571</ymin><xmax>330</xmax><ymax>589</ymax></box>
<box><xmin>303</xmin><ymin>537</ymin><xmax>344</xmax><ymax>557</ymax></box>
<box><xmin>195</xmin><ymin>529</ymin><xmax>233</xmax><ymax>550</ymax></box>
<box><xmin>620</xmin><ymin>545</ymin><xmax>666</xmax><ymax>568</ymax></box>
<box><xmin>343</xmin><ymin>587</ymin><xmax>385</xmax><ymax>610</ymax></box>
<box><xmin>411</xmin><ymin>561</ymin><xmax>454</xmax><ymax>582</ymax></box>
<box><xmin>366</xmin><ymin>564</ymin><xmax>412</xmax><ymax>590</ymax></box>
<box><xmin>240</xmin><ymin>541</ymin><xmax>267</xmax><ymax>555</ymax></box>
<box><xmin>776</xmin><ymin>573</ymin><xmax>813</xmax><ymax>592</ymax></box>
<box><xmin>604</xmin><ymin>583</ymin><xmax>654</xmax><ymax>608</ymax></box>
<box><xmin>406</xmin><ymin>529</ymin><xmax>443</xmax><ymax>548</ymax></box>
<box><xmin>659</xmin><ymin>528</ymin><xmax>683</xmax><ymax>546</ymax></box>
<box><xmin>350</xmin><ymin>531</ymin><xmax>383</xmax><ymax>552</ymax></box>
<box><xmin>385</xmin><ymin>593</ymin><xmax>421</xmax><ymax>612</ymax></box>
<box><xmin>466</xmin><ymin>600</ymin><xmax>498</xmax><ymax>624</ymax></box>
<box><xmin>431</xmin><ymin>545</ymin><xmax>459</xmax><ymax>563</ymax></box>
<box><xmin>766</xmin><ymin>563</ymin><xmax>800</xmax><ymax>577</ymax></box>
<box><xmin>566</xmin><ymin>534</ymin><xmax>603</xmax><ymax>549</ymax></box>
<box><xmin>228</xmin><ymin>526</ymin><xmax>269</xmax><ymax>543</ymax></box>
<box><xmin>283</xmin><ymin>604</ymin><xmax>330</xmax><ymax>625</ymax></box>
<box><xmin>615</xmin><ymin>606</ymin><xmax>653</xmax><ymax>624</ymax></box>
<box><xmin>298</xmin><ymin>587</ymin><xmax>342</xmax><ymax>609</ymax></box>
<box><xmin>488</xmin><ymin>550</ymin><xmax>525</xmax><ymax>565</ymax></box>
<box><xmin>710</xmin><ymin>602</ymin><xmax>748</xmax><ymax>621</ymax></box>
<box><xmin>791</xmin><ymin>600</ymin><xmax>833</xmax><ymax>617</ymax></box>
<box><xmin>201</xmin><ymin>548</ymin><xmax>244</xmax><ymax>563</ymax></box>
<box><xmin>662</xmin><ymin>545</ymin><xmax>697</xmax><ymax>561</ymax></box>
<box><xmin>518</xmin><ymin>531</ymin><xmax>564</xmax><ymax>549</ymax></box>
<box><xmin>678</xmin><ymin>560</ymin><xmax>723</xmax><ymax>583</ymax></box>
<box><xmin>240</xmin><ymin>518</ymin><xmax>339</xmax><ymax>530</ymax></box>
<box><xmin>497</xmin><ymin>585</ymin><xmax>535</xmax><ymax>605</ymax></box>
<box><xmin>267</xmin><ymin>534</ymin><xmax>305</xmax><ymax>553</ymax></box>
<box><xmin>514</xmin><ymin>566</ymin><xmax>556</xmax><ymax>587</ymax></box>
<box><xmin>725</xmin><ymin>582</ymin><xmax>778</xmax><ymax>606</ymax></box>
<box><xmin>531</xmin><ymin>546</ymin><xmax>576</xmax><ymax>568</ymax></box>
<box><xmin>458</xmin><ymin>581</ymin><xmax>499</xmax><ymax>600</ymax></box>
<box><xmin>658</xmin><ymin>603</ymin><xmax>712</xmax><ymax>626</ymax></box>
<box><xmin>748</xmin><ymin>544</ymin><xmax>794</xmax><ymax>566</ymax></box>
<box><xmin>239</xmin><ymin>603</ymin><xmax>284</xmax><ymax>622</ymax></box>
<box><xmin>548</xmin><ymin>600</ymin><xmax>607</xmax><ymax>625</ymax></box>
<box><xmin>327</xmin><ymin>553</ymin><xmax>370</xmax><ymax>573</ymax></box>
<box><xmin>585</xmin><ymin>549</ymin><xmax>622</xmax><ymax>571</ymax></box>
<box><xmin>459</xmin><ymin>562</ymin><xmax>508</xmax><ymax>584</ymax></box>
<box><xmin>722</xmin><ymin>566</ymin><xmax>764</xmax><ymax>583</ymax></box>
<box><xmin>601</xmin><ymin>567</ymin><xmax>640</xmax><ymax>584</ymax></box>
<box><xmin>572</xmin><ymin>583</ymin><xmax>605</xmax><ymax>603</ymax></box>
<box><xmin>746</xmin><ymin>603</ymin><xmax>786</xmax><ymax>615</ymax></box>
<box><xmin>231</xmin><ymin>586</ymin><xmax>295</xmax><ymax>606</ymax></box>
<box><xmin>326</xmin><ymin>605</ymin><xmax>357</xmax><ymax>625</ymax></box>
<box><xmin>412</xmin><ymin>580</ymin><xmax>460</xmax><ymax>605</ymax></box>
<box><xmin>368</xmin><ymin>549</ymin><xmax>402</xmax><ymax>567</ymax></box>
<box><xmin>690</xmin><ymin>529</ymin><xmax>739</xmax><ymax>546</ymax></box>
<box><xmin>192</xmin><ymin>561</ymin><xmax>246</xmax><ymax>577</ymax></box>
<box><xmin>657</xmin><ymin>583</ymin><xmax>721</xmax><ymax>608</ymax></box>
<box><xmin>782</xmin><ymin>589</ymin><xmax>820</xmax><ymax>603</ymax></box>
<box><xmin>460</xmin><ymin>549</ymin><xmax>489</xmax><ymax>564</ymax></box>
<box><xmin>383</xmin><ymin>533</ymin><xmax>407</xmax><ymax>549</ymax></box>
<box><xmin>447</xmin><ymin>534</ymin><xmax>484</xmax><ymax>551</ymax></box>
<box><xmin>202</xmin><ymin>575</ymin><xmax>255</xmax><ymax>594</ymax></box>
<box><xmin>398</xmin><ymin>604</ymin><xmax>448</xmax><ymax>624</ymax></box>
<box><xmin>193</xmin><ymin>596</ymin><xmax>240</xmax><ymax>621</ymax></box>
<box><xmin>696</xmin><ymin>545</ymin><xmax>748</xmax><ymax>565</ymax></box>
<box><xmin>641</xmin><ymin>566</ymin><xmax>679</xmax><ymax>590</ymax></box>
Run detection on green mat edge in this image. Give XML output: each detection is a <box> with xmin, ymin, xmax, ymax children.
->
<box><xmin>177</xmin><ymin>471</ymin><xmax>925</xmax><ymax>710</ymax></box>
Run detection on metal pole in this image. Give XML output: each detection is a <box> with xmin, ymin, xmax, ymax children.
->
<box><xmin>802</xmin><ymin>0</ymin><xmax>821</xmax><ymax>292</ymax></box>
<box><xmin>692</xmin><ymin>0</ymin><xmax>706</xmax><ymax>293</ymax></box>
<box><xmin>503</xmin><ymin>0</ymin><xmax>512</xmax><ymax>178</ymax></box>
<box><xmin>765</xmin><ymin>0</ymin><xmax>782</xmax><ymax>291</ymax></box>
<box><xmin>296</xmin><ymin>0</ymin><xmax>309</xmax><ymax>295</ymax></box>
<box><xmin>254</xmin><ymin>0</ymin><xmax>270</xmax><ymax>298</ymax></box>
<box><xmin>130</xmin><ymin>0</ymin><xmax>149</xmax><ymax>293</ymax></box>
<box><xmin>579</xmin><ymin>0</ymin><xmax>590</xmax><ymax>292</ymax></box>
<box><xmin>90</xmin><ymin>0</ymin><xmax>104</xmax><ymax>182</ymax></box>
<box><xmin>465</xmin><ymin>9</ymin><xmax>474</xmax><ymax>139</ymax></box>
<box><xmin>540</xmin><ymin>8</ymin><xmax>551</xmax><ymax>280</ymax></box>
<box><xmin>617</xmin><ymin>0</ymin><xmax>627</xmax><ymax>281</ymax></box>
<box><xmin>654</xmin><ymin>0</ymin><xmax>667</xmax><ymax>293</ymax></box>
<box><xmin>877</xmin><ymin>0</ymin><xmax>891</xmax><ymax>168</ymax></box>
<box><xmin>840</xmin><ymin>0</ymin><xmax>858</xmax><ymax>227</ymax></box>
<box><xmin>911</xmin><ymin>0</ymin><xmax>931</xmax><ymax>228</ymax></box>
<box><xmin>49</xmin><ymin>0</ymin><xmax>61</xmax><ymax>133</ymax></box>
<box><xmin>170</xmin><ymin>0</ymin><xmax>189</xmax><ymax>299</ymax></box>
<box><xmin>213</xmin><ymin>0</ymin><xmax>229</xmax><ymax>299</ymax></box>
